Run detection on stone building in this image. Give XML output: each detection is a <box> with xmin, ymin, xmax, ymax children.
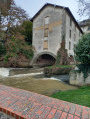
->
<box><xmin>79</xmin><ymin>19</ymin><xmax>90</xmax><ymax>33</ymax></box>
<box><xmin>31</xmin><ymin>3</ymin><xmax>83</xmax><ymax>65</ymax></box>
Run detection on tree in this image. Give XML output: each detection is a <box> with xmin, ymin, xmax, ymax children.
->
<box><xmin>0</xmin><ymin>41</ymin><xmax>6</xmax><ymax>56</ymax></box>
<box><xmin>21</xmin><ymin>20</ymin><xmax>32</xmax><ymax>45</ymax></box>
<box><xmin>78</xmin><ymin>0</ymin><xmax>90</xmax><ymax>18</ymax></box>
<box><xmin>0</xmin><ymin>0</ymin><xmax>28</xmax><ymax>41</ymax></box>
<box><xmin>74</xmin><ymin>33</ymin><xmax>90</xmax><ymax>64</ymax></box>
<box><xmin>4</xmin><ymin>36</ymin><xmax>33</xmax><ymax>67</ymax></box>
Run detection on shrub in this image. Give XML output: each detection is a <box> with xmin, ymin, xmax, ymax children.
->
<box><xmin>74</xmin><ymin>33</ymin><xmax>90</xmax><ymax>64</ymax></box>
<box><xmin>4</xmin><ymin>36</ymin><xmax>33</xmax><ymax>63</ymax></box>
<box><xmin>0</xmin><ymin>41</ymin><xmax>6</xmax><ymax>56</ymax></box>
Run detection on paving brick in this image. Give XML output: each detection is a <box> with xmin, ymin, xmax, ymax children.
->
<box><xmin>39</xmin><ymin>107</ymin><xmax>51</xmax><ymax>119</ymax></box>
<box><xmin>69</xmin><ymin>105</ymin><xmax>76</xmax><ymax>115</ymax></box>
<box><xmin>82</xmin><ymin>108</ymin><xmax>89</xmax><ymax>118</ymax></box>
<box><xmin>64</xmin><ymin>105</ymin><xmax>70</xmax><ymax>112</ymax></box>
<box><xmin>75</xmin><ymin>106</ymin><xmax>82</xmax><ymax>117</ymax></box>
<box><xmin>0</xmin><ymin>85</ymin><xmax>90</xmax><ymax>119</ymax></box>
<box><xmin>46</xmin><ymin>108</ymin><xmax>57</xmax><ymax>119</ymax></box>
<box><xmin>60</xmin><ymin>112</ymin><xmax>67</xmax><ymax>119</ymax></box>
<box><xmin>74</xmin><ymin>116</ymin><xmax>81</xmax><ymax>119</ymax></box>
<box><xmin>67</xmin><ymin>114</ymin><xmax>74</xmax><ymax>119</ymax></box>
<box><xmin>53</xmin><ymin>110</ymin><xmax>62</xmax><ymax>119</ymax></box>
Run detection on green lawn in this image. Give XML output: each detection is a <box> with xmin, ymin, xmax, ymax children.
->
<box><xmin>51</xmin><ymin>86</ymin><xmax>90</xmax><ymax>107</ymax></box>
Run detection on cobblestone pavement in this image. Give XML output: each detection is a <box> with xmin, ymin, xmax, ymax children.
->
<box><xmin>0</xmin><ymin>84</ymin><xmax>90</xmax><ymax>119</ymax></box>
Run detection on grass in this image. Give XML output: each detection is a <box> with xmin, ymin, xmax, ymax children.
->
<box><xmin>51</xmin><ymin>86</ymin><xmax>90</xmax><ymax>107</ymax></box>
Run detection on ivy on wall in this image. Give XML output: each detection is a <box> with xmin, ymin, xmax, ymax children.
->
<box><xmin>77</xmin><ymin>64</ymin><xmax>90</xmax><ymax>80</ymax></box>
<box><xmin>56</xmin><ymin>51</ymin><xmax>61</xmax><ymax>65</ymax></box>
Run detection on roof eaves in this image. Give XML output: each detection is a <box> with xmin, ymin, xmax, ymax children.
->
<box><xmin>65</xmin><ymin>7</ymin><xmax>83</xmax><ymax>34</ymax></box>
<box><xmin>31</xmin><ymin>3</ymin><xmax>64</xmax><ymax>21</ymax></box>
<box><xmin>31</xmin><ymin>3</ymin><xmax>83</xmax><ymax>34</ymax></box>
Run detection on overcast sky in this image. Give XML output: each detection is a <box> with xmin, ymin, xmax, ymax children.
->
<box><xmin>15</xmin><ymin>0</ymin><xmax>85</xmax><ymax>21</ymax></box>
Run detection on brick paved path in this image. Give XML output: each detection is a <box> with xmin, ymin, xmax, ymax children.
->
<box><xmin>0</xmin><ymin>85</ymin><xmax>90</xmax><ymax>119</ymax></box>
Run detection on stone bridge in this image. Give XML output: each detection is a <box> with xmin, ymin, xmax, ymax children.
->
<box><xmin>30</xmin><ymin>51</ymin><xmax>57</xmax><ymax>66</ymax></box>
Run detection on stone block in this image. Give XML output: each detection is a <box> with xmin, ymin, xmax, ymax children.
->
<box><xmin>69</xmin><ymin>70</ymin><xmax>90</xmax><ymax>86</ymax></box>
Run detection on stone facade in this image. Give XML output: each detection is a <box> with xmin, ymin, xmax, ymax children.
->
<box><xmin>79</xmin><ymin>19</ymin><xmax>90</xmax><ymax>33</ymax></box>
<box><xmin>69</xmin><ymin>70</ymin><xmax>90</xmax><ymax>86</ymax></box>
<box><xmin>31</xmin><ymin>3</ymin><xmax>83</xmax><ymax>64</ymax></box>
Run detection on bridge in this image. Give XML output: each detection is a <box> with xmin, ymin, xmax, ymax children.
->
<box><xmin>30</xmin><ymin>51</ymin><xmax>57</xmax><ymax>66</ymax></box>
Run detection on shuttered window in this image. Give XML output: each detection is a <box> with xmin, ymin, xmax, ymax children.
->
<box><xmin>44</xmin><ymin>40</ymin><xmax>48</xmax><ymax>50</ymax></box>
<box><xmin>44</xmin><ymin>28</ymin><xmax>48</xmax><ymax>37</ymax></box>
<box><xmin>45</xmin><ymin>16</ymin><xmax>49</xmax><ymax>25</ymax></box>
<box><xmin>69</xmin><ymin>41</ymin><xmax>71</xmax><ymax>50</ymax></box>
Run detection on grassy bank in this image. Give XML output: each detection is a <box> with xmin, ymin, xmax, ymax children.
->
<box><xmin>51</xmin><ymin>86</ymin><xmax>90</xmax><ymax>107</ymax></box>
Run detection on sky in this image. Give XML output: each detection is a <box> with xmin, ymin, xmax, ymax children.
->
<box><xmin>15</xmin><ymin>0</ymin><xmax>86</xmax><ymax>21</ymax></box>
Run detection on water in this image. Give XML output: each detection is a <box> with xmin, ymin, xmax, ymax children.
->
<box><xmin>0</xmin><ymin>68</ymin><xmax>10</xmax><ymax>77</ymax></box>
<box><xmin>0</xmin><ymin>68</ymin><xmax>68</xmax><ymax>82</ymax></box>
<box><xmin>0</xmin><ymin>68</ymin><xmax>78</xmax><ymax>96</ymax></box>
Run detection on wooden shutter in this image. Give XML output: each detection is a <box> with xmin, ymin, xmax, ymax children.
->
<box><xmin>44</xmin><ymin>28</ymin><xmax>48</xmax><ymax>37</ymax></box>
<box><xmin>44</xmin><ymin>40</ymin><xmax>48</xmax><ymax>49</ymax></box>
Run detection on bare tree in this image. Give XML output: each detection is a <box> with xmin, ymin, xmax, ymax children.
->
<box><xmin>78</xmin><ymin>0</ymin><xmax>90</xmax><ymax>19</ymax></box>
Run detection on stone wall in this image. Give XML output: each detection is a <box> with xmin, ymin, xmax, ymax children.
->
<box><xmin>0</xmin><ymin>61</ymin><xmax>32</xmax><ymax>68</ymax></box>
<box><xmin>69</xmin><ymin>70</ymin><xmax>90</xmax><ymax>86</ymax></box>
<box><xmin>33</xmin><ymin>6</ymin><xmax>63</xmax><ymax>56</ymax></box>
<box><xmin>32</xmin><ymin>5</ymin><xmax>82</xmax><ymax>65</ymax></box>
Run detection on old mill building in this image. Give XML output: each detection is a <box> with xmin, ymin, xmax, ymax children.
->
<box><xmin>31</xmin><ymin>3</ymin><xmax>83</xmax><ymax>65</ymax></box>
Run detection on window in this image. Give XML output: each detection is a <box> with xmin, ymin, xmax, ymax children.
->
<box><xmin>44</xmin><ymin>40</ymin><xmax>48</xmax><ymax>50</ymax></box>
<box><xmin>70</xmin><ymin>18</ymin><xmax>72</xmax><ymax>26</ymax></box>
<box><xmin>69</xmin><ymin>30</ymin><xmax>71</xmax><ymax>38</ymax></box>
<box><xmin>79</xmin><ymin>31</ymin><xmax>81</xmax><ymax>37</ymax></box>
<box><xmin>75</xmin><ymin>26</ymin><xmax>76</xmax><ymax>31</ymax></box>
<box><xmin>45</xmin><ymin>16</ymin><xmax>49</xmax><ymax>25</ymax></box>
<box><xmin>74</xmin><ymin>34</ymin><xmax>76</xmax><ymax>41</ymax></box>
<box><xmin>74</xmin><ymin>44</ymin><xmax>76</xmax><ymax>49</ymax></box>
<box><xmin>88</xmin><ymin>27</ymin><xmax>90</xmax><ymax>31</ymax></box>
<box><xmin>44</xmin><ymin>28</ymin><xmax>48</xmax><ymax>37</ymax></box>
<box><xmin>69</xmin><ymin>41</ymin><xmax>71</xmax><ymax>50</ymax></box>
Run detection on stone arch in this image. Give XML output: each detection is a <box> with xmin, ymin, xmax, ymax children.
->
<box><xmin>31</xmin><ymin>51</ymin><xmax>56</xmax><ymax>65</ymax></box>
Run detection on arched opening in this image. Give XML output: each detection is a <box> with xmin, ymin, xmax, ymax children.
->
<box><xmin>36</xmin><ymin>54</ymin><xmax>56</xmax><ymax>66</ymax></box>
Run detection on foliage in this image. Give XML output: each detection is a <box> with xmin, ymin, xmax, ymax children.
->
<box><xmin>0</xmin><ymin>41</ymin><xmax>6</xmax><ymax>56</ymax></box>
<box><xmin>76</xmin><ymin>64</ymin><xmax>90</xmax><ymax>79</ymax></box>
<box><xmin>0</xmin><ymin>0</ymin><xmax>33</xmax><ymax>67</ymax></box>
<box><xmin>4</xmin><ymin>36</ymin><xmax>33</xmax><ymax>63</ymax></box>
<box><xmin>55</xmin><ymin>51</ymin><xmax>61</xmax><ymax>65</ymax></box>
<box><xmin>74</xmin><ymin>33</ymin><xmax>90</xmax><ymax>64</ymax></box>
<box><xmin>21</xmin><ymin>21</ymin><xmax>32</xmax><ymax>45</ymax></box>
<box><xmin>0</xmin><ymin>0</ymin><xmax>28</xmax><ymax>41</ymax></box>
<box><xmin>51</xmin><ymin>86</ymin><xmax>90</xmax><ymax>107</ymax></box>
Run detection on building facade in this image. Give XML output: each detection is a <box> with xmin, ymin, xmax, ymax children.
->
<box><xmin>31</xmin><ymin>3</ymin><xmax>83</xmax><ymax>64</ymax></box>
<box><xmin>79</xmin><ymin>19</ymin><xmax>90</xmax><ymax>33</ymax></box>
